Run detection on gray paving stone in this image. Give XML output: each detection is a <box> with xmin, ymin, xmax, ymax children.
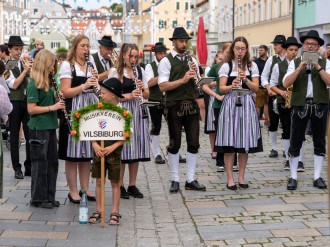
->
<box><xmin>0</xmin><ymin>238</ymin><xmax>47</xmax><ymax>246</ymax></box>
<box><xmin>0</xmin><ymin>222</ymin><xmax>54</xmax><ymax>231</ymax></box>
<box><xmin>189</xmin><ymin>206</ymin><xmax>245</xmax><ymax>216</ymax></box>
<box><xmin>303</xmin><ymin>202</ymin><xmax>329</xmax><ymax>210</ymax></box>
<box><xmin>200</xmin><ymin>230</ymin><xmax>273</xmax><ymax>240</ymax></box>
<box><xmin>224</xmin><ymin>198</ymin><xmax>284</xmax><ymax>207</ymax></box>
<box><xmin>46</xmin><ymin>239</ymin><xmax>116</xmax><ymax>247</ymax></box>
<box><xmin>243</xmin><ymin>222</ymin><xmax>306</xmax><ymax>231</ymax></box>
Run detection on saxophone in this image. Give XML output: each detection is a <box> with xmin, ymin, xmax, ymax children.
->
<box><xmin>284</xmin><ymin>86</ymin><xmax>293</xmax><ymax>109</ymax></box>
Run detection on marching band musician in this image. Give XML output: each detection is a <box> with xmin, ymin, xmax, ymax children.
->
<box><xmin>214</xmin><ymin>37</ymin><xmax>262</xmax><ymax>190</ymax></box>
<box><xmin>158</xmin><ymin>27</ymin><xmax>206</xmax><ymax>193</ymax></box>
<box><xmin>90</xmin><ymin>35</ymin><xmax>118</xmax><ymax>82</ymax></box>
<box><xmin>283</xmin><ymin>30</ymin><xmax>330</xmax><ymax>190</ymax></box>
<box><xmin>261</xmin><ymin>35</ymin><xmax>286</xmax><ymax>160</ymax></box>
<box><xmin>58</xmin><ymin>35</ymin><xmax>98</xmax><ymax>204</ymax></box>
<box><xmin>27</xmin><ymin>49</ymin><xmax>65</xmax><ymax>209</ymax></box>
<box><xmin>5</xmin><ymin>36</ymin><xmax>32</xmax><ymax>179</ymax></box>
<box><xmin>117</xmin><ymin>43</ymin><xmax>150</xmax><ymax>199</ymax></box>
<box><xmin>145</xmin><ymin>42</ymin><xmax>169</xmax><ymax>164</ymax></box>
<box><xmin>269</xmin><ymin>37</ymin><xmax>305</xmax><ymax>171</ymax></box>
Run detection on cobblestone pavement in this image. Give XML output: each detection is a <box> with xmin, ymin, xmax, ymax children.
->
<box><xmin>0</xmin><ymin>120</ymin><xmax>329</xmax><ymax>247</ymax></box>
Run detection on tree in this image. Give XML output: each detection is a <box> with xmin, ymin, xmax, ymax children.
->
<box><xmin>110</xmin><ymin>3</ymin><xmax>118</xmax><ymax>10</ymax></box>
<box><xmin>28</xmin><ymin>38</ymin><xmax>35</xmax><ymax>52</ymax></box>
<box><xmin>114</xmin><ymin>4</ymin><xmax>123</xmax><ymax>13</ymax></box>
<box><xmin>55</xmin><ymin>47</ymin><xmax>68</xmax><ymax>54</ymax></box>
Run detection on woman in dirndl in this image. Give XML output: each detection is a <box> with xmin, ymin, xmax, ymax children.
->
<box><xmin>58</xmin><ymin>35</ymin><xmax>99</xmax><ymax>203</ymax></box>
<box><xmin>214</xmin><ymin>37</ymin><xmax>262</xmax><ymax>190</ymax></box>
<box><xmin>116</xmin><ymin>43</ymin><xmax>150</xmax><ymax>199</ymax></box>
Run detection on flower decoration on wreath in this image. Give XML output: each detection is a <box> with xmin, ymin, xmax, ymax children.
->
<box><xmin>70</xmin><ymin>101</ymin><xmax>132</xmax><ymax>141</ymax></box>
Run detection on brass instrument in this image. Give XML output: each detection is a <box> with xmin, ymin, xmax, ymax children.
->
<box><xmin>284</xmin><ymin>85</ymin><xmax>293</xmax><ymax>109</ymax></box>
<box><xmin>131</xmin><ymin>63</ymin><xmax>149</xmax><ymax>119</ymax></box>
<box><xmin>85</xmin><ymin>53</ymin><xmax>101</xmax><ymax>98</ymax></box>
<box><xmin>108</xmin><ymin>49</ymin><xmax>119</xmax><ymax>68</ymax></box>
<box><xmin>49</xmin><ymin>71</ymin><xmax>72</xmax><ymax>132</ymax></box>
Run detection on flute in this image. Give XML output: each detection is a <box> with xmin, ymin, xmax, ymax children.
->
<box><xmin>49</xmin><ymin>72</ymin><xmax>72</xmax><ymax>132</ymax></box>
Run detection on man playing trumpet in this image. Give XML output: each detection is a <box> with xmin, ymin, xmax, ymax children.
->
<box><xmin>90</xmin><ymin>35</ymin><xmax>118</xmax><ymax>81</ymax></box>
<box><xmin>5</xmin><ymin>36</ymin><xmax>33</xmax><ymax>179</ymax></box>
<box><xmin>283</xmin><ymin>30</ymin><xmax>330</xmax><ymax>190</ymax></box>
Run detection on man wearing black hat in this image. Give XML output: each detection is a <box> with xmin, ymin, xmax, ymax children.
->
<box><xmin>158</xmin><ymin>27</ymin><xmax>206</xmax><ymax>193</ymax></box>
<box><xmin>5</xmin><ymin>36</ymin><xmax>32</xmax><ymax>179</ymax></box>
<box><xmin>269</xmin><ymin>37</ymin><xmax>305</xmax><ymax>172</ymax></box>
<box><xmin>261</xmin><ymin>35</ymin><xmax>286</xmax><ymax>160</ymax></box>
<box><xmin>90</xmin><ymin>35</ymin><xmax>118</xmax><ymax>82</ymax></box>
<box><xmin>283</xmin><ymin>30</ymin><xmax>330</xmax><ymax>190</ymax></box>
<box><xmin>145</xmin><ymin>42</ymin><xmax>168</xmax><ymax>164</ymax></box>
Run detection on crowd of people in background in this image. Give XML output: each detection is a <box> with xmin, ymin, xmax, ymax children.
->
<box><xmin>0</xmin><ymin>27</ymin><xmax>329</xmax><ymax>225</ymax></box>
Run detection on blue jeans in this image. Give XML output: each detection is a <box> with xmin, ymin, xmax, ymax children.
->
<box><xmin>165</xmin><ymin>100</ymin><xmax>200</xmax><ymax>154</ymax></box>
<box><xmin>29</xmin><ymin>129</ymin><xmax>58</xmax><ymax>203</ymax></box>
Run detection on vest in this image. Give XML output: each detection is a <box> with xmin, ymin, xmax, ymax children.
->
<box><xmin>276</xmin><ymin>60</ymin><xmax>289</xmax><ymax>104</ymax></box>
<box><xmin>149</xmin><ymin>61</ymin><xmax>163</xmax><ymax>101</ymax></box>
<box><xmin>166</xmin><ymin>53</ymin><xmax>195</xmax><ymax>102</ymax></box>
<box><xmin>92</xmin><ymin>53</ymin><xmax>112</xmax><ymax>75</ymax></box>
<box><xmin>268</xmin><ymin>55</ymin><xmax>281</xmax><ymax>81</ymax></box>
<box><xmin>9</xmin><ymin>62</ymin><xmax>28</xmax><ymax>101</ymax></box>
<box><xmin>291</xmin><ymin>57</ymin><xmax>328</xmax><ymax>106</ymax></box>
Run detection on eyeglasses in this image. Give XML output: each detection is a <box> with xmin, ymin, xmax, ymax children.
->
<box><xmin>234</xmin><ymin>46</ymin><xmax>246</xmax><ymax>52</ymax></box>
<box><xmin>303</xmin><ymin>42</ymin><xmax>319</xmax><ymax>48</ymax></box>
<box><xmin>78</xmin><ymin>44</ymin><xmax>91</xmax><ymax>49</ymax></box>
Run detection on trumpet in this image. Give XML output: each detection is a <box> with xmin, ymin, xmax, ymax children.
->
<box><xmin>85</xmin><ymin>53</ymin><xmax>101</xmax><ymax>98</ymax></box>
<box><xmin>131</xmin><ymin>63</ymin><xmax>148</xmax><ymax>119</ymax></box>
<box><xmin>108</xmin><ymin>49</ymin><xmax>119</xmax><ymax>68</ymax></box>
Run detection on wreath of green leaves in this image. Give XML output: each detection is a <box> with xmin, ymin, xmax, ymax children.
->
<box><xmin>70</xmin><ymin>101</ymin><xmax>132</xmax><ymax>141</ymax></box>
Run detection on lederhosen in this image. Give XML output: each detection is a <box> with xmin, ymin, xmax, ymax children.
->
<box><xmin>149</xmin><ymin>61</ymin><xmax>164</xmax><ymax>136</ymax></box>
<box><xmin>8</xmin><ymin>61</ymin><xmax>31</xmax><ymax>172</ymax></box>
<box><xmin>215</xmin><ymin>61</ymin><xmax>263</xmax><ymax>153</ymax></box>
<box><xmin>288</xmin><ymin>57</ymin><xmax>328</xmax><ymax>157</ymax></box>
<box><xmin>121</xmin><ymin>66</ymin><xmax>151</xmax><ymax>163</ymax></box>
<box><xmin>164</xmin><ymin>53</ymin><xmax>200</xmax><ymax>154</ymax></box>
<box><xmin>58</xmin><ymin>65</ymin><xmax>98</xmax><ymax>161</ymax></box>
<box><xmin>268</xmin><ymin>55</ymin><xmax>281</xmax><ymax>132</ymax></box>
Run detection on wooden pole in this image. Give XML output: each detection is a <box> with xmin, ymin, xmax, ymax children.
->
<box><xmin>100</xmin><ymin>140</ymin><xmax>105</xmax><ymax>227</ymax></box>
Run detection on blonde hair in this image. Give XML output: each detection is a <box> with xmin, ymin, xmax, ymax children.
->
<box><xmin>30</xmin><ymin>49</ymin><xmax>56</xmax><ymax>92</ymax></box>
<box><xmin>34</xmin><ymin>39</ymin><xmax>44</xmax><ymax>46</ymax></box>
<box><xmin>66</xmin><ymin>34</ymin><xmax>89</xmax><ymax>66</ymax></box>
<box><xmin>116</xmin><ymin>43</ymin><xmax>139</xmax><ymax>82</ymax></box>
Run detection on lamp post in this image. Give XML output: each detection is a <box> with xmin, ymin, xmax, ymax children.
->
<box><xmin>0</xmin><ymin>0</ymin><xmax>4</xmax><ymax>44</ymax></box>
<box><xmin>151</xmin><ymin>0</ymin><xmax>155</xmax><ymax>45</ymax></box>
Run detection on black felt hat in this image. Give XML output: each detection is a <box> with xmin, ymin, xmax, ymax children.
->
<box><xmin>99</xmin><ymin>78</ymin><xmax>124</xmax><ymax>98</ymax></box>
<box><xmin>98</xmin><ymin>36</ymin><xmax>117</xmax><ymax>48</ymax></box>
<box><xmin>300</xmin><ymin>30</ymin><xmax>324</xmax><ymax>46</ymax></box>
<box><xmin>281</xmin><ymin>37</ymin><xmax>302</xmax><ymax>49</ymax></box>
<box><xmin>271</xmin><ymin>35</ymin><xmax>286</xmax><ymax>44</ymax></box>
<box><xmin>152</xmin><ymin>42</ymin><xmax>169</xmax><ymax>52</ymax></box>
<box><xmin>5</xmin><ymin>36</ymin><xmax>26</xmax><ymax>46</ymax></box>
<box><xmin>169</xmin><ymin>27</ymin><xmax>191</xmax><ymax>41</ymax></box>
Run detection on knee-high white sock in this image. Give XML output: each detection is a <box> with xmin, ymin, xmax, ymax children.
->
<box><xmin>282</xmin><ymin>139</ymin><xmax>290</xmax><ymax>160</ymax></box>
<box><xmin>269</xmin><ymin>131</ymin><xmax>278</xmax><ymax>151</ymax></box>
<box><xmin>314</xmin><ymin>155</ymin><xmax>324</xmax><ymax>180</ymax></box>
<box><xmin>290</xmin><ymin>156</ymin><xmax>299</xmax><ymax>179</ymax></box>
<box><xmin>299</xmin><ymin>142</ymin><xmax>305</xmax><ymax>162</ymax></box>
<box><xmin>168</xmin><ymin>153</ymin><xmax>180</xmax><ymax>182</ymax></box>
<box><xmin>151</xmin><ymin>135</ymin><xmax>161</xmax><ymax>157</ymax></box>
<box><xmin>186</xmin><ymin>152</ymin><xmax>197</xmax><ymax>183</ymax></box>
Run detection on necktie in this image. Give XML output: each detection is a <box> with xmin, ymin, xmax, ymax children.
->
<box><xmin>101</xmin><ymin>59</ymin><xmax>108</xmax><ymax>71</ymax></box>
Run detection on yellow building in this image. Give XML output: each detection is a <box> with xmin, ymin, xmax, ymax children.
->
<box><xmin>124</xmin><ymin>0</ymin><xmax>192</xmax><ymax>60</ymax></box>
<box><xmin>234</xmin><ymin>0</ymin><xmax>293</xmax><ymax>57</ymax></box>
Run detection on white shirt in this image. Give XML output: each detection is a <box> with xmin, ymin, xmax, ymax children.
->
<box><xmin>261</xmin><ymin>55</ymin><xmax>286</xmax><ymax>88</ymax></box>
<box><xmin>283</xmin><ymin>56</ymin><xmax>330</xmax><ymax>98</ymax></box>
<box><xmin>158</xmin><ymin>50</ymin><xmax>200</xmax><ymax>84</ymax></box>
<box><xmin>269</xmin><ymin>58</ymin><xmax>290</xmax><ymax>88</ymax></box>
<box><xmin>145</xmin><ymin>60</ymin><xmax>159</xmax><ymax>82</ymax></box>
<box><xmin>59</xmin><ymin>61</ymin><xmax>93</xmax><ymax>79</ymax></box>
<box><xmin>218</xmin><ymin>60</ymin><xmax>260</xmax><ymax>78</ymax></box>
<box><xmin>5</xmin><ymin>59</ymin><xmax>23</xmax><ymax>89</ymax></box>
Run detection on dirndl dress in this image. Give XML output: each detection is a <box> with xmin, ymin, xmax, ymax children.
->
<box><xmin>204</xmin><ymin>87</ymin><xmax>216</xmax><ymax>133</ymax></box>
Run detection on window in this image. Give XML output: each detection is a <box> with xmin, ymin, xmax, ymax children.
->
<box><xmin>172</xmin><ymin>20</ymin><xmax>178</xmax><ymax>28</ymax></box>
<box><xmin>176</xmin><ymin>2</ymin><xmax>180</xmax><ymax>10</ymax></box>
<box><xmin>186</xmin><ymin>21</ymin><xmax>192</xmax><ymax>29</ymax></box>
<box><xmin>33</xmin><ymin>8</ymin><xmax>38</xmax><ymax>15</ymax></box>
<box><xmin>185</xmin><ymin>2</ymin><xmax>189</xmax><ymax>10</ymax></box>
<box><xmin>159</xmin><ymin>20</ymin><xmax>167</xmax><ymax>29</ymax></box>
<box><xmin>159</xmin><ymin>37</ymin><xmax>164</xmax><ymax>43</ymax></box>
<box><xmin>51</xmin><ymin>42</ymin><xmax>60</xmax><ymax>49</ymax></box>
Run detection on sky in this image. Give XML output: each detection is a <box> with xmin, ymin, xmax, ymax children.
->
<box><xmin>63</xmin><ymin>0</ymin><xmax>122</xmax><ymax>10</ymax></box>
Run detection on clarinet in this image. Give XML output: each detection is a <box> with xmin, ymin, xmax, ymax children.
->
<box><xmin>84</xmin><ymin>53</ymin><xmax>101</xmax><ymax>98</ymax></box>
<box><xmin>131</xmin><ymin>63</ymin><xmax>148</xmax><ymax>119</ymax></box>
<box><xmin>49</xmin><ymin>72</ymin><xmax>72</xmax><ymax>132</ymax></box>
<box><xmin>185</xmin><ymin>52</ymin><xmax>203</xmax><ymax>97</ymax></box>
<box><xmin>235</xmin><ymin>55</ymin><xmax>243</xmax><ymax>107</ymax></box>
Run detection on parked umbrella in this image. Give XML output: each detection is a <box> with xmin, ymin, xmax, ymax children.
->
<box><xmin>196</xmin><ymin>16</ymin><xmax>208</xmax><ymax>67</ymax></box>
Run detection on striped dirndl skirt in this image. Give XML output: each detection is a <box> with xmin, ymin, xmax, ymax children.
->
<box><xmin>121</xmin><ymin>98</ymin><xmax>151</xmax><ymax>163</ymax></box>
<box><xmin>215</xmin><ymin>91</ymin><xmax>262</xmax><ymax>153</ymax></box>
<box><xmin>205</xmin><ymin>88</ymin><xmax>216</xmax><ymax>133</ymax></box>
